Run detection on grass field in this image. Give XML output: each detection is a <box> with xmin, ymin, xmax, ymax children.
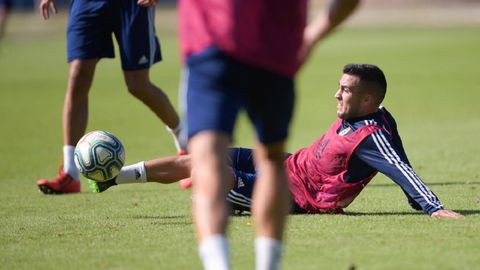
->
<box><xmin>1</xmin><ymin>10</ymin><xmax>480</xmax><ymax>270</ymax></box>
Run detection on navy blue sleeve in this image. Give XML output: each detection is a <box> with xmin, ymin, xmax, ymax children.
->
<box><xmin>354</xmin><ymin>129</ymin><xmax>444</xmax><ymax>215</ymax></box>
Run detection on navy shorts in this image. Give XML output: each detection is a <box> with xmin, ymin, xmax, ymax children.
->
<box><xmin>183</xmin><ymin>47</ymin><xmax>295</xmax><ymax>144</ymax></box>
<box><xmin>227</xmin><ymin>148</ymin><xmax>257</xmax><ymax>212</ymax></box>
<box><xmin>226</xmin><ymin>148</ymin><xmax>292</xmax><ymax>212</ymax></box>
<box><xmin>67</xmin><ymin>0</ymin><xmax>161</xmax><ymax>70</ymax></box>
<box><xmin>0</xmin><ymin>0</ymin><xmax>12</xmax><ymax>9</ymax></box>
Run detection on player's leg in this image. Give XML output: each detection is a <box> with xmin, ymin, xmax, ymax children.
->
<box><xmin>115</xmin><ymin>2</ymin><xmax>183</xmax><ymax>152</ymax></box>
<box><xmin>37</xmin><ymin>0</ymin><xmax>115</xmax><ymax>194</ymax></box>
<box><xmin>227</xmin><ymin>164</ymin><xmax>258</xmax><ymax>213</ymax></box>
<box><xmin>63</xmin><ymin>59</ymin><xmax>98</xmax><ymax>173</ymax></box>
<box><xmin>185</xmin><ymin>47</ymin><xmax>246</xmax><ymax>270</ymax></box>
<box><xmin>252</xmin><ymin>143</ymin><xmax>290</xmax><ymax>237</ymax></box>
<box><xmin>122</xmin><ymin>69</ymin><xmax>182</xmax><ymax>151</ymax></box>
<box><xmin>63</xmin><ymin>59</ymin><xmax>97</xmax><ymax>146</ymax></box>
<box><xmin>180</xmin><ymin>146</ymin><xmax>257</xmax><ymax>190</ymax></box>
<box><xmin>37</xmin><ymin>59</ymin><xmax>97</xmax><ymax>194</ymax></box>
<box><xmin>246</xmin><ymin>67</ymin><xmax>294</xmax><ymax>270</ymax></box>
<box><xmin>190</xmin><ymin>131</ymin><xmax>232</xmax><ymax>270</ymax></box>
<box><xmin>89</xmin><ymin>154</ymin><xmax>193</xmax><ymax>193</ymax></box>
<box><xmin>252</xmin><ymin>142</ymin><xmax>290</xmax><ymax>270</ymax></box>
<box><xmin>0</xmin><ymin>0</ymin><xmax>11</xmax><ymax>40</ymax></box>
<box><xmin>37</xmin><ymin>59</ymin><xmax>98</xmax><ymax>194</ymax></box>
<box><xmin>89</xmin><ymin>149</ymin><xmax>241</xmax><ymax>194</ymax></box>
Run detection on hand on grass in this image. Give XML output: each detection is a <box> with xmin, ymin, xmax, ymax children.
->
<box><xmin>431</xmin><ymin>209</ymin><xmax>463</xmax><ymax>219</ymax></box>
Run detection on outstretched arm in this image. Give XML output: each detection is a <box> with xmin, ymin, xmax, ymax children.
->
<box><xmin>298</xmin><ymin>0</ymin><xmax>361</xmax><ymax>65</ymax></box>
<box><xmin>400</xmin><ymin>191</ymin><xmax>463</xmax><ymax>219</ymax></box>
<box><xmin>355</xmin><ymin>129</ymin><xmax>446</xmax><ymax>216</ymax></box>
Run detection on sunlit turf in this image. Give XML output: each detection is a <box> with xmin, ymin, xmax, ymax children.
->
<box><xmin>0</xmin><ymin>13</ymin><xmax>479</xmax><ymax>270</ymax></box>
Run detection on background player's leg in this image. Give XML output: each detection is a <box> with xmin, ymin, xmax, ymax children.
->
<box><xmin>63</xmin><ymin>58</ymin><xmax>97</xmax><ymax>177</ymax></box>
<box><xmin>37</xmin><ymin>59</ymin><xmax>97</xmax><ymax>194</ymax></box>
<box><xmin>123</xmin><ymin>69</ymin><xmax>183</xmax><ymax>151</ymax></box>
<box><xmin>0</xmin><ymin>3</ymin><xmax>9</xmax><ymax>41</ymax></box>
<box><xmin>63</xmin><ymin>59</ymin><xmax>97</xmax><ymax>147</ymax></box>
<box><xmin>252</xmin><ymin>141</ymin><xmax>290</xmax><ymax>270</ymax></box>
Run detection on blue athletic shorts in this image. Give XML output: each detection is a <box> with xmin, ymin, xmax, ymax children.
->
<box><xmin>0</xmin><ymin>0</ymin><xmax>12</xmax><ymax>9</ymax></box>
<box><xmin>226</xmin><ymin>148</ymin><xmax>293</xmax><ymax>212</ymax></box>
<box><xmin>183</xmin><ymin>47</ymin><xmax>295</xmax><ymax>144</ymax></box>
<box><xmin>227</xmin><ymin>148</ymin><xmax>257</xmax><ymax>212</ymax></box>
<box><xmin>67</xmin><ymin>0</ymin><xmax>161</xmax><ymax>70</ymax></box>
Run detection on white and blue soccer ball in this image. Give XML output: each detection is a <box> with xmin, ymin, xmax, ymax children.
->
<box><xmin>74</xmin><ymin>130</ymin><xmax>125</xmax><ymax>182</ymax></box>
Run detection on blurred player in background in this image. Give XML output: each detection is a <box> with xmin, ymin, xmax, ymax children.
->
<box><xmin>0</xmin><ymin>0</ymin><xmax>12</xmax><ymax>41</ymax></box>
<box><xmin>36</xmin><ymin>0</ymin><xmax>184</xmax><ymax>194</ymax></box>
<box><xmin>178</xmin><ymin>1</ymin><xmax>361</xmax><ymax>269</ymax></box>
<box><xmin>91</xmin><ymin>64</ymin><xmax>462</xmax><ymax>220</ymax></box>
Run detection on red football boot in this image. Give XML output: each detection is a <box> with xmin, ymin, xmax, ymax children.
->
<box><xmin>37</xmin><ymin>169</ymin><xmax>80</xmax><ymax>194</ymax></box>
<box><xmin>177</xmin><ymin>149</ymin><xmax>188</xmax><ymax>156</ymax></box>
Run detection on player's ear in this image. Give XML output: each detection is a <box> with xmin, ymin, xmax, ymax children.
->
<box><xmin>362</xmin><ymin>93</ymin><xmax>374</xmax><ymax>105</ymax></box>
<box><xmin>363</xmin><ymin>94</ymin><xmax>380</xmax><ymax>110</ymax></box>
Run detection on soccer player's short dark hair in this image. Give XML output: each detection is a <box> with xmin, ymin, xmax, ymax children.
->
<box><xmin>343</xmin><ymin>64</ymin><xmax>387</xmax><ymax>104</ymax></box>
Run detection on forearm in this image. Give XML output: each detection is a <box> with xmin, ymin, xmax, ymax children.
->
<box><xmin>357</xmin><ymin>132</ymin><xmax>444</xmax><ymax>215</ymax></box>
<box><xmin>305</xmin><ymin>0</ymin><xmax>360</xmax><ymax>44</ymax></box>
<box><xmin>377</xmin><ymin>164</ymin><xmax>444</xmax><ymax>215</ymax></box>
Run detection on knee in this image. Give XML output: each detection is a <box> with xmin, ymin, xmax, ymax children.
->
<box><xmin>69</xmin><ymin>60</ymin><xmax>95</xmax><ymax>82</ymax></box>
<box><xmin>256</xmin><ymin>142</ymin><xmax>286</xmax><ymax>163</ymax></box>
<box><xmin>67</xmin><ymin>60</ymin><xmax>97</xmax><ymax>95</ymax></box>
<box><xmin>124</xmin><ymin>70</ymin><xmax>152</xmax><ymax>97</ymax></box>
<box><xmin>125</xmin><ymin>79</ymin><xmax>149</xmax><ymax>97</ymax></box>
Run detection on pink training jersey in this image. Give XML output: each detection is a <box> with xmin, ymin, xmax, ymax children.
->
<box><xmin>179</xmin><ymin>0</ymin><xmax>307</xmax><ymax>77</ymax></box>
<box><xmin>286</xmin><ymin>119</ymin><xmax>382</xmax><ymax>213</ymax></box>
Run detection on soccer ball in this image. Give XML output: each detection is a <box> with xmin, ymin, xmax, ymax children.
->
<box><xmin>74</xmin><ymin>130</ymin><xmax>125</xmax><ymax>182</ymax></box>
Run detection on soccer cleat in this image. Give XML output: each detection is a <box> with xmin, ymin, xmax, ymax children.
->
<box><xmin>177</xmin><ymin>149</ymin><xmax>188</xmax><ymax>156</ymax></box>
<box><xmin>37</xmin><ymin>170</ymin><xmax>80</xmax><ymax>194</ymax></box>
<box><xmin>88</xmin><ymin>178</ymin><xmax>117</xmax><ymax>193</ymax></box>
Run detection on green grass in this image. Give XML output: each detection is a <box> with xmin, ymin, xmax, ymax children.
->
<box><xmin>1</xmin><ymin>13</ymin><xmax>479</xmax><ymax>270</ymax></box>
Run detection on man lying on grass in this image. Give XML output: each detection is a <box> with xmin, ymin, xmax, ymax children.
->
<box><xmin>90</xmin><ymin>64</ymin><xmax>462</xmax><ymax>219</ymax></box>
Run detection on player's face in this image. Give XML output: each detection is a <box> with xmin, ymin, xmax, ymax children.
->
<box><xmin>335</xmin><ymin>74</ymin><xmax>366</xmax><ymax>119</ymax></box>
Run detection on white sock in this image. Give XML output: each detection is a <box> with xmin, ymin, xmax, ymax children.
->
<box><xmin>255</xmin><ymin>237</ymin><xmax>283</xmax><ymax>270</ymax></box>
<box><xmin>166</xmin><ymin>123</ymin><xmax>185</xmax><ymax>152</ymax></box>
<box><xmin>199</xmin><ymin>234</ymin><xmax>230</xmax><ymax>270</ymax></box>
<box><xmin>63</xmin><ymin>145</ymin><xmax>80</xmax><ymax>181</ymax></box>
<box><xmin>115</xmin><ymin>161</ymin><xmax>147</xmax><ymax>184</ymax></box>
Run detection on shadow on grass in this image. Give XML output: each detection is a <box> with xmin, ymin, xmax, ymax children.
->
<box><xmin>326</xmin><ymin>210</ymin><xmax>480</xmax><ymax>216</ymax></box>
<box><xmin>455</xmin><ymin>210</ymin><xmax>480</xmax><ymax>216</ymax></box>
<box><xmin>131</xmin><ymin>214</ymin><xmax>192</xmax><ymax>225</ymax></box>
<box><xmin>369</xmin><ymin>181</ymin><xmax>480</xmax><ymax>187</ymax></box>
<box><xmin>344</xmin><ymin>211</ymin><xmax>425</xmax><ymax>216</ymax></box>
<box><xmin>131</xmin><ymin>211</ymin><xmax>480</xmax><ymax>220</ymax></box>
<box><xmin>232</xmin><ymin>208</ymin><xmax>480</xmax><ymax>217</ymax></box>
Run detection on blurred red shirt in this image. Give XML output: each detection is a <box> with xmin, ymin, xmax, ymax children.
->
<box><xmin>179</xmin><ymin>0</ymin><xmax>307</xmax><ymax>77</ymax></box>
